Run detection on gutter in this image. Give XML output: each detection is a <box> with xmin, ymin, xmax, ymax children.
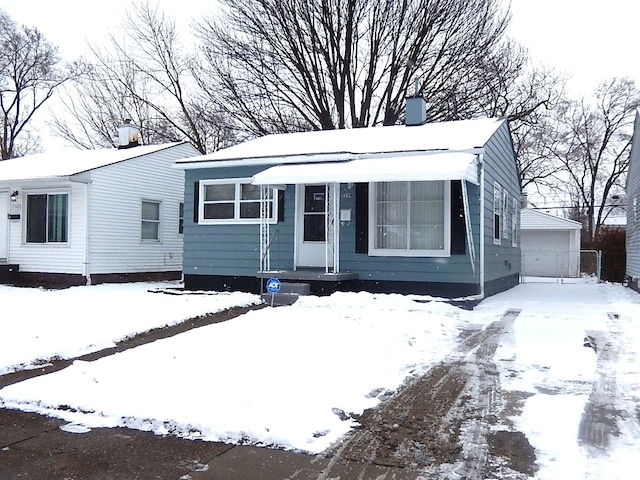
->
<box><xmin>478</xmin><ymin>153</ymin><xmax>485</xmax><ymax>300</ymax></box>
<box><xmin>83</xmin><ymin>181</ymin><xmax>92</xmax><ymax>285</ymax></box>
<box><xmin>456</xmin><ymin>153</ymin><xmax>485</xmax><ymax>303</ymax></box>
<box><xmin>173</xmin><ymin>148</ymin><xmax>486</xmax><ymax>170</ymax></box>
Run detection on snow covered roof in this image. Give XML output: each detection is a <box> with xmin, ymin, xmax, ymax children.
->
<box><xmin>176</xmin><ymin>117</ymin><xmax>505</xmax><ymax>168</ymax></box>
<box><xmin>521</xmin><ymin>208</ymin><xmax>582</xmax><ymax>230</ymax></box>
<box><xmin>0</xmin><ymin>143</ymin><xmax>184</xmax><ymax>182</ymax></box>
<box><xmin>252</xmin><ymin>152</ymin><xmax>480</xmax><ymax>185</ymax></box>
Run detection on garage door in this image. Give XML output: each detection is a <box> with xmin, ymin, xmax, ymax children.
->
<box><xmin>521</xmin><ymin>230</ymin><xmax>578</xmax><ymax>277</ymax></box>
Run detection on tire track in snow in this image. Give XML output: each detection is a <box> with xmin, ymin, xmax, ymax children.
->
<box><xmin>320</xmin><ymin>309</ymin><xmax>523</xmax><ymax>479</ymax></box>
<box><xmin>578</xmin><ymin>312</ymin><xmax>623</xmax><ymax>449</ymax></box>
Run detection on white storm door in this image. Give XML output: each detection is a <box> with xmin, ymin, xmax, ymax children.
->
<box><xmin>0</xmin><ymin>192</ymin><xmax>8</xmax><ymax>260</ymax></box>
<box><xmin>296</xmin><ymin>184</ymin><xmax>329</xmax><ymax>268</ymax></box>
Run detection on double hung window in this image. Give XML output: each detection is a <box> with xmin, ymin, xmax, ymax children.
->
<box><xmin>370</xmin><ymin>180</ymin><xmax>450</xmax><ymax>256</ymax></box>
<box><xmin>141</xmin><ymin>200</ymin><xmax>161</xmax><ymax>241</ymax></box>
<box><xmin>199</xmin><ymin>179</ymin><xmax>276</xmax><ymax>224</ymax></box>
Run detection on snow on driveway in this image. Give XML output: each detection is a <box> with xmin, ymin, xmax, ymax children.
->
<box><xmin>477</xmin><ymin>280</ymin><xmax>640</xmax><ymax>479</ymax></box>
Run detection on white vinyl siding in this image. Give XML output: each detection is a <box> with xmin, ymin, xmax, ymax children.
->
<box><xmin>0</xmin><ymin>191</ymin><xmax>8</xmax><ymax>259</ymax></box>
<box><xmin>2</xmin><ymin>143</ymin><xmax>196</xmax><ymax>276</ymax></box>
<box><xmin>87</xmin><ymin>144</ymin><xmax>191</xmax><ymax>274</ymax></box>
<box><xmin>9</xmin><ymin>183</ymin><xmax>86</xmax><ymax>274</ymax></box>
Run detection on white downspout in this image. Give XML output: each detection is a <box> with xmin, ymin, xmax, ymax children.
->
<box><xmin>84</xmin><ymin>182</ymin><xmax>92</xmax><ymax>285</ymax></box>
<box><xmin>479</xmin><ymin>154</ymin><xmax>485</xmax><ymax>299</ymax></box>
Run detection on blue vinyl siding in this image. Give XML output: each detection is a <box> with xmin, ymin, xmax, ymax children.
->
<box><xmin>626</xmin><ymin>112</ymin><xmax>640</xmax><ymax>280</ymax></box>
<box><xmin>337</xmin><ymin>182</ymin><xmax>480</xmax><ymax>286</ymax></box>
<box><xmin>482</xmin><ymin>121</ymin><xmax>522</xmax><ymax>283</ymax></box>
<box><xmin>185</xmin><ymin>170</ymin><xmax>484</xmax><ymax>285</ymax></box>
<box><xmin>183</xmin><ymin>166</ymin><xmax>295</xmax><ymax>277</ymax></box>
<box><xmin>182</xmin><ymin>118</ymin><xmax>521</xmax><ymax>295</ymax></box>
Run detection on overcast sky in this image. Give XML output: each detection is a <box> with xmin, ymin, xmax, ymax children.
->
<box><xmin>1</xmin><ymin>0</ymin><xmax>637</xmax><ymax>94</ymax></box>
<box><xmin>507</xmin><ymin>0</ymin><xmax>638</xmax><ymax>93</ymax></box>
<box><xmin>1</xmin><ymin>0</ymin><xmax>638</xmax><ymax>151</ymax></box>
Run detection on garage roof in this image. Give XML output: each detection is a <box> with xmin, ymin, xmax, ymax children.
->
<box><xmin>521</xmin><ymin>209</ymin><xmax>582</xmax><ymax>230</ymax></box>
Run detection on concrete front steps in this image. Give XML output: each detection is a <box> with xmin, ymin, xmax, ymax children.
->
<box><xmin>261</xmin><ymin>282</ymin><xmax>310</xmax><ymax>306</ymax></box>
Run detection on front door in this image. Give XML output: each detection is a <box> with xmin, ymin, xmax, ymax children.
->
<box><xmin>0</xmin><ymin>191</ymin><xmax>8</xmax><ymax>260</ymax></box>
<box><xmin>296</xmin><ymin>184</ymin><xmax>329</xmax><ymax>268</ymax></box>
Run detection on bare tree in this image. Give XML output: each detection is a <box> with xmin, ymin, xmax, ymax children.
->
<box><xmin>469</xmin><ymin>37</ymin><xmax>567</xmax><ymax>190</ymax></box>
<box><xmin>549</xmin><ymin>78</ymin><xmax>640</xmax><ymax>242</ymax></box>
<box><xmin>194</xmin><ymin>0</ymin><xmax>521</xmax><ymax>136</ymax></box>
<box><xmin>50</xmin><ymin>2</ymin><xmax>234</xmax><ymax>153</ymax></box>
<box><xmin>0</xmin><ymin>10</ymin><xmax>79</xmax><ymax>159</ymax></box>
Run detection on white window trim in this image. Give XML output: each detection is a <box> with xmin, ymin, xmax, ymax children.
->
<box><xmin>368</xmin><ymin>180</ymin><xmax>451</xmax><ymax>258</ymax></box>
<box><xmin>493</xmin><ymin>182</ymin><xmax>502</xmax><ymax>245</ymax></box>
<box><xmin>502</xmin><ymin>188</ymin><xmax>509</xmax><ymax>240</ymax></box>
<box><xmin>199</xmin><ymin>178</ymin><xmax>278</xmax><ymax>225</ymax></box>
<box><xmin>511</xmin><ymin>197</ymin><xmax>518</xmax><ymax>247</ymax></box>
<box><xmin>141</xmin><ymin>199</ymin><xmax>162</xmax><ymax>242</ymax></box>
<box><xmin>23</xmin><ymin>188</ymin><xmax>70</xmax><ymax>245</ymax></box>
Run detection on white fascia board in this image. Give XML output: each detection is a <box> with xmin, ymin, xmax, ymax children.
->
<box><xmin>174</xmin><ymin>148</ymin><xmax>484</xmax><ymax>171</ymax></box>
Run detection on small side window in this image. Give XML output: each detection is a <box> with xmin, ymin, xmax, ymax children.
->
<box><xmin>142</xmin><ymin>200</ymin><xmax>161</xmax><ymax>241</ymax></box>
<box><xmin>179</xmin><ymin>202</ymin><xmax>184</xmax><ymax>234</ymax></box>
<box><xmin>493</xmin><ymin>183</ymin><xmax>502</xmax><ymax>244</ymax></box>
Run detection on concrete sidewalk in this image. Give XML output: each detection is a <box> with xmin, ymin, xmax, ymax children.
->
<box><xmin>0</xmin><ymin>407</ymin><xmax>421</xmax><ymax>480</ymax></box>
<box><xmin>0</xmin><ymin>407</ymin><xmax>230</xmax><ymax>480</ymax></box>
<box><xmin>192</xmin><ymin>445</ymin><xmax>422</xmax><ymax>480</ymax></box>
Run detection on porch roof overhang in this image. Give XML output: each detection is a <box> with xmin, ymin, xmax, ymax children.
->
<box><xmin>251</xmin><ymin>152</ymin><xmax>479</xmax><ymax>186</ymax></box>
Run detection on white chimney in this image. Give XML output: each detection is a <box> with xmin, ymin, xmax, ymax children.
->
<box><xmin>118</xmin><ymin>120</ymin><xmax>140</xmax><ymax>149</ymax></box>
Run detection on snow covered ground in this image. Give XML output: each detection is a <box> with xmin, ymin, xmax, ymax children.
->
<box><xmin>1</xmin><ymin>279</ymin><xmax>639</xmax><ymax>479</ymax></box>
<box><xmin>0</xmin><ymin>282</ymin><xmax>260</xmax><ymax>375</ymax></box>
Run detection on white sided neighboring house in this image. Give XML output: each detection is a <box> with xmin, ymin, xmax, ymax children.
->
<box><xmin>520</xmin><ymin>208</ymin><xmax>582</xmax><ymax>278</ymax></box>
<box><xmin>0</xmin><ymin>125</ymin><xmax>200</xmax><ymax>287</ymax></box>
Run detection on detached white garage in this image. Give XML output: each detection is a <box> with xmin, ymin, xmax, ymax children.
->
<box><xmin>520</xmin><ymin>209</ymin><xmax>582</xmax><ymax>278</ymax></box>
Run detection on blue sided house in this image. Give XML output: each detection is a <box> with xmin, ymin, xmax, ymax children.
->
<box><xmin>175</xmin><ymin>97</ymin><xmax>522</xmax><ymax>300</ymax></box>
<box><xmin>626</xmin><ymin>110</ymin><xmax>640</xmax><ymax>292</ymax></box>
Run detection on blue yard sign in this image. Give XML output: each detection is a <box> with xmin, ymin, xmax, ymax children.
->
<box><xmin>266</xmin><ymin>277</ymin><xmax>281</xmax><ymax>294</ymax></box>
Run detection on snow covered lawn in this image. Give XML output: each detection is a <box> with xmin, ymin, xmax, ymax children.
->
<box><xmin>0</xmin><ymin>282</ymin><xmax>260</xmax><ymax>375</ymax></box>
<box><xmin>1</xmin><ymin>279</ymin><xmax>640</xmax><ymax>478</ymax></box>
<box><xmin>0</xmin><ymin>290</ymin><xmax>475</xmax><ymax>453</ymax></box>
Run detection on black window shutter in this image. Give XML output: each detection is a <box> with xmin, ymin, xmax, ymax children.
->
<box><xmin>451</xmin><ymin>180</ymin><xmax>466</xmax><ymax>255</ymax></box>
<box><xmin>278</xmin><ymin>190</ymin><xmax>285</xmax><ymax>222</ymax></box>
<box><xmin>193</xmin><ymin>181</ymin><xmax>200</xmax><ymax>223</ymax></box>
<box><xmin>355</xmin><ymin>183</ymin><xmax>368</xmax><ymax>254</ymax></box>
